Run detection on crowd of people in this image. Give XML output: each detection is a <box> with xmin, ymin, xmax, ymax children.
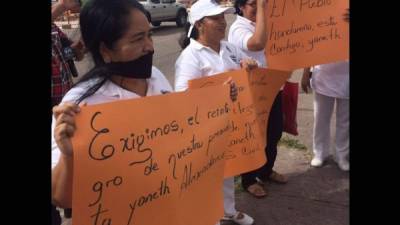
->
<box><xmin>51</xmin><ymin>0</ymin><xmax>349</xmax><ymax>224</ymax></box>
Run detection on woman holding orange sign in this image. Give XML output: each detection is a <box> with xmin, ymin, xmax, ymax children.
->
<box><xmin>228</xmin><ymin>0</ymin><xmax>288</xmax><ymax>199</ymax></box>
<box><xmin>52</xmin><ymin>2</ymin><xmax>239</xmax><ymax>225</ymax></box>
<box><xmin>175</xmin><ymin>0</ymin><xmax>258</xmax><ymax>224</ymax></box>
<box><xmin>51</xmin><ymin>0</ymin><xmax>174</xmax><ymax>211</ymax></box>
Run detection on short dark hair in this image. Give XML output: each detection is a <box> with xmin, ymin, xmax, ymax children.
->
<box><xmin>234</xmin><ymin>0</ymin><xmax>249</xmax><ymax>16</ymax></box>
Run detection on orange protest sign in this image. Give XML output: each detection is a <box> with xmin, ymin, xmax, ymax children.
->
<box><xmin>71</xmin><ymin>85</ymin><xmax>232</xmax><ymax>225</ymax></box>
<box><xmin>248</xmin><ymin>68</ymin><xmax>292</xmax><ymax>143</ymax></box>
<box><xmin>266</xmin><ymin>0</ymin><xmax>349</xmax><ymax>70</ymax></box>
<box><xmin>189</xmin><ymin>70</ymin><xmax>264</xmax><ymax>178</ymax></box>
<box><xmin>188</xmin><ymin>69</ymin><xmax>290</xmax><ymax>177</ymax></box>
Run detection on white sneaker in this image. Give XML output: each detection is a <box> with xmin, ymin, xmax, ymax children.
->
<box><xmin>222</xmin><ymin>212</ymin><xmax>254</xmax><ymax>225</ymax></box>
<box><xmin>310</xmin><ymin>157</ymin><xmax>324</xmax><ymax>167</ymax></box>
<box><xmin>337</xmin><ymin>159</ymin><xmax>349</xmax><ymax>171</ymax></box>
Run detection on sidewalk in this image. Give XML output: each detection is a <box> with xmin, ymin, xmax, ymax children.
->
<box><xmin>222</xmin><ymin>71</ymin><xmax>349</xmax><ymax>225</ymax></box>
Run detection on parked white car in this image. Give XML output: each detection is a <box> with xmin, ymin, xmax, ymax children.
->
<box><xmin>139</xmin><ymin>0</ymin><xmax>188</xmax><ymax>27</ymax></box>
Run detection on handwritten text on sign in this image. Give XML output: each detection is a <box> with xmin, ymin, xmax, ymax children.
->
<box><xmin>266</xmin><ymin>0</ymin><xmax>349</xmax><ymax>70</ymax></box>
<box><xmin>71</xmin><ymin>85</ymin><xmax>232</xmax><ymax>225</ymax></box>
<box><xmin>248</xmin><ymin>68</ymin><xmax>292</xmax><ymax>142</ymax></box>
<box><xmin>189</xmin><ymin>69</ymin><xmax>291</xmax><ymax>177</ymax></box>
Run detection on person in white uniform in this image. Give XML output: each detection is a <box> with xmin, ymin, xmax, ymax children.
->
<box><xmin>301</xmin><ymin>61</ymin><xmax>349</xmax><ymax>171</ymax></box>
<box><xmin>175</xmin><ymin>0</ymin><xmax>258</xmax><ymax>224</ymax></box>
<box><xmin>227</xmin><ymin>0</ymin><xmax>288</xmax><ymax>199</ymax></box>
<box><xmin>301</xmin><ymin>10</ymin><xmax>350</xmax><ymax>171</ymax></box>
<box><xmin>51</xmin><ymin>0</ymin><xmax>174</xmax><ymax>211</ymax></box>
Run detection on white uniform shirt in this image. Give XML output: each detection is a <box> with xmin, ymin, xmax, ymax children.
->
<box><xmin>175</xmin><ymin>39</ymin><xmax>251</xmax><ymax>91</ymax></box>
<box><xmin>51</xmin><ymin>67</ymin><xmax>173</xmax><ymax>169</ymax></box>
<box><xmin>227</xmin><ymin>15</ymin><xmax>288</xmax><ymax>91</ymax></box>
<box><xmin>311</xmin><ymin>61</ymin><xmax>349</xmax><ymax>99</ymax></box>
<box><xmin>228</xmin><ymin>15</ymin><xmax>267</xmax><ymax>68</ymax></box>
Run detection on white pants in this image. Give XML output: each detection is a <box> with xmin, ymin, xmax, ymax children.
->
<box><xmin>214</xmin><ymin>178</ymin><xmax>236</xmax><ymax>225</ymax></box>
<box><xmin>223</xmin><ymin>177</ymin><xmax>237</xmax><ymax>216</ymax></box>
<box><xmin>61</xmin><ymin>218</ymin><xmax>72</xmax><ymax>225</ymax></box>
<box><xmin>313</xmin><ymin>92</ymin><xmax>349</xmax><ymax>161</ymax></box>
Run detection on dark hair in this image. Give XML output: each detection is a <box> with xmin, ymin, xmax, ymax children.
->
<box><xmin>234</xmin><ymin>0</ymin><xmax>249</xmax><ymax>16</ymax></box>
<box><xmin>178</xmin><ymin>21</ymin><xmax>201</xmax><ymax>50</ymax></box>
<box><xmin>74</xmin><ymin>0</ymin><xmax>147</xmax><ymax>103</ymax></box>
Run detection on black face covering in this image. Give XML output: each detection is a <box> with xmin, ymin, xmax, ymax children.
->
<box><xmin>105</xmin><ymin>51</ymin><xmax>154</xmax><ymax>79</ymax></box>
